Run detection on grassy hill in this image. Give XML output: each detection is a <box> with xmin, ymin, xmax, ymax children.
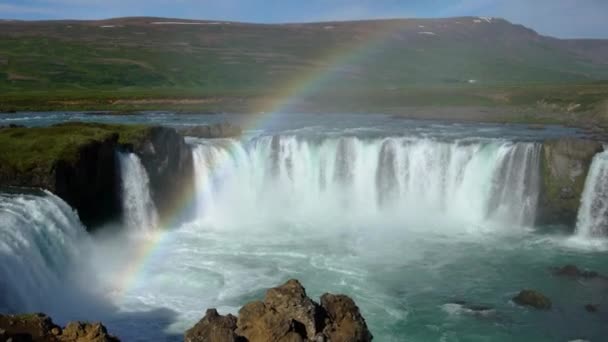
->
<box><xmin>1</xmin><ymin>16</ymin><xmax>608</xmax><ymax>119</ymax></box>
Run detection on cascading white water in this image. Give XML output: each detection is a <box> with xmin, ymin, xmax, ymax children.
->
<box><xmin>191</xmin><ymin>136</ymin><xmax>541</xmax><ymax>228</ymax></box>
<box><xmin>0</xmin><ymin>190</ymin><xmax>90</xmax><ymax>313</ymax></box>
<box><xmin>118</xmin><ymin>152</ymin><xmax>159</xmax><ymax>232</ymax></box>
<box><xmin>576</xmin><ymin>150</ymin><xmax>608</xmax><ymax>237</ymax></box>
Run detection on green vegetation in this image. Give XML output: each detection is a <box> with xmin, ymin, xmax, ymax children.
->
<box><xmin>0</xmin><ymin>17</ymin><xmax>607</xmax><ymax>123</ymax></box>
<box><xmin>0</xmin><ymin>122</ymin><xmax>150</xmax><ymax>173</ymax></box>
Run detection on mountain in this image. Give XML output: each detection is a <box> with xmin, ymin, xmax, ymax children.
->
<box><xmin>1</xmin><ymin>17</ymin><xmax>608</xmax><ymax>116</ymax></box>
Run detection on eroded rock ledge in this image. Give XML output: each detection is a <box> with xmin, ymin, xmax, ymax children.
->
<box><xmin>0</xmin><ymin>123</ymin><xmax>193</xmax><ymax>229</ymax></box>
<box><xmin>185</xmin><ymin>279</ymin><xmax>373</xmax><ymax>342</ymax></box>
<box><xmin>178</xmin><ymin>123</ymin><xmax>242</xmax><ymax>139</ymax></box>
<box><xmin>537</xmin><ymin>138</ymin><xmax>604</xmax><ymax>226</ymax></box>
<box><xmin>0</xmin><ymin>313</ymin><xmax>119</xmax><ymax>342</ymax></box>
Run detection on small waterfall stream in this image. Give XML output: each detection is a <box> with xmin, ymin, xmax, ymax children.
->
<box><xmin>576</xmin><ymin>150</ymin><xmax>608</xmax><ymax>237</ymax></box>
<box><xmin>118</xmin><ymin>152</ymin><xmax>159</xmax><ymax>232</ymax></box>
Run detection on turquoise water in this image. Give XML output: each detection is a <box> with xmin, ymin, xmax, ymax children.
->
<box><xmin>1</xmin><ymin>112</ymin><xmax>607</xmax><ymax>341</ymax></box>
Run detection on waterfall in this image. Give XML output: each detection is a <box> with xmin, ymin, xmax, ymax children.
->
<box><xmin>191</xmin><ymin>136</ymin><xmax>541</xmax><ymax>228</ymax></box>
<box><xmin>576</xmin><ymin>150</ymin><xmax>608</xmax><ymax>237</ymax></box>
<box><xmin>0</xmin><ymin>190</ymin><xmax>90</xmax><ymax>313</ymax></box>
<box><xmin>118</xmin><ymin>152</ymin><xmax>159</xmax><ymax>232</ymax></box>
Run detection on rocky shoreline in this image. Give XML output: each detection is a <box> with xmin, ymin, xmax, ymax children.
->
<box><xmin>185</xmin><ymin>279</ymin><xmax>372</xmax><ymax>342</ymax></box>
<box><xmin>0</xmin><ymin>280</ymin><xmax>372</xmax><ymax>342</ymax></box>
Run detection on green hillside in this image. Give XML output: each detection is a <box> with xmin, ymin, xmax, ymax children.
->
<box><xmin>1</xmin><ymin>16</ymin><xmax>608</xmax><ymax>116</ymax></box>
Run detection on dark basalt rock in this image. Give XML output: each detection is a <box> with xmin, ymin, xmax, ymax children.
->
<box><xmin>0</xmin><ymin>124</ymin><xmax>194</xmax><ymax>229</ymax></box>
<box><xmin>512</xmin><ymin>290</ymin><xmax>552</xmax><ymax>310</ymax></box>
<box><xmin>54</xmin><ymin>134</ymin><xmax>122</xmax><ymax>228</ymax></box>
<box><xmin>129</xmin><ymin>126</ymin><xmax>194</xmax><ymax>223</ymax></box>
<box><xmin>186</xmin><ymin>279</ymin><xmax>372</xmax><ymax>342</ymax></box>
<box><xmin>0</xmin><ymin>313</ymin><xmax>119</xmax><ymax>341</ymax></box>
<box><xmin>552</xmin><ymin>265</ymin><xmax>601</xmax><ymax>279</ymax></box>
<box><xmin>0</xmin><ymin>124</ymin><xmax>23</xmax><ymax>129</ymax></box>
<box><xmin>585</xmin><ymin>304</ymin><xmax>600</xmax><ymax>313</ymax></box>
<box><xmin>537</xmin><ymin>138</ymin><xmax>604</xmax><ymax>227</ymax></box>
<box><xmin>179</xmin><ymin>123</ymin><xmax>242</xmax><ymax>139</ymax></box>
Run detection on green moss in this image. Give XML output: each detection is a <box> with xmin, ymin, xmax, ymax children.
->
<box><xmin>0</xmin><ymin>122</ymin><xmax>151</xmax><ymax>173</ymax></box>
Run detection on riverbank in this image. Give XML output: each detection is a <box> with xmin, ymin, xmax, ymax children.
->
<box><xmin>1</xmin><ymin>83</ymin><xmax>607</xmax><ymax>128</ymax></box>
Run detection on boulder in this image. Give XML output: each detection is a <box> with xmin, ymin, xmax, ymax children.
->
<box><xmin>130</xmin><ymin>126</ymin><xmax>194</xmax><ymax>222</ymax></box>
<box><xmin>179</xmin><ymin>123</ymin><xmax>242</xmax><ymax>139</ymax></box>
<box><xmin>185</xmin><ymin>309</ymin><xmax>242</xmax><ymax>342</ymax></box>
<box><xmin>552</xmin><ymin>265</ymin><xmax>601</xmax><ymax>279</ymax></box>
<box><xmin>236</xmin><ymin>279</ymin><xmax>324</xmax><ymax>341</ymax></box>
<box><xmin>537</xmin><ymin>138</ymin><xmax>603</xmax><ymax>226</ymax></box>
<box><xmin>61</xmin><ymin>321</ymin><xmax>119</xmax><ymax>342</ymax></box>
<box><xmin>321</xmin><ymin>294</ymin><xmax>373</xmax><ymax>342</ymax></box>
<box><xmin>0</xmin><ymin>313</ymin><xmax>119</xmax><ymax>342</ymax></box>
<box><xmin>585</xmin><ymin>304</ymin><xmax>599</xmax><ymax>313</ymax></box>
<box><xmin>512</xmin><ymin>290</ymin><xmax>552</xmax><ymax>310</ymax></box>
<box><xmin>186</xmin><ymin>279</ymin><xmax>372</xmax><ymax>342</ymax></box>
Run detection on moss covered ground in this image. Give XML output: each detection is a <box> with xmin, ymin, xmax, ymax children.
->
<box><xmin>0</xmin><ymin>122</ymin><xmax>150</xmax><ymax>173</ymax></box>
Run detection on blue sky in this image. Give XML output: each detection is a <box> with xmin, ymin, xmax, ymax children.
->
<box><xmin>1</xmin><ymin>0</ymin><xmax>607</xmax><ymax>38</ymax></box>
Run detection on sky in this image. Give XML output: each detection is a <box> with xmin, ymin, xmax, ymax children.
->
<box><xmin>1</xmin><ymin>0</ymin><xmax>607</xmax><ymax>39</ymax></box>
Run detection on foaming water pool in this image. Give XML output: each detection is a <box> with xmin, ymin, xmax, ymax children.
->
<box><xmin>1</xmin><ymin>112</ymin><xmax>606</xmax><ymax>341</ymax></box>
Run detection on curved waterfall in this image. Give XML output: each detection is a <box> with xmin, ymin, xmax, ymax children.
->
<box><xmin>191</xmin><ymin>136</ymin><xmax>541</xmax><ymax>228</ymax></box>
<box><xmin>0</xmin><ymin>191</ymin><xmax>89</xmax><ymax>313</ymax></box>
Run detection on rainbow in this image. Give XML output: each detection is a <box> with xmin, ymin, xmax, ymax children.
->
<box><xmin>112</xmin><ymin>20</ymin><xmax>408</xmax><ymax>299</ymax></box>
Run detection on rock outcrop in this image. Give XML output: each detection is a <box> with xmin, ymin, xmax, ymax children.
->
<box><xmin>185</xmin><ymin>309</ymin><xmax>241</xmax><ymax>342</ymax></box>
<box><xmin>179</xmin><ymin>123</ymin><xmax>242</xmax><ymax>139</ymax></box>
<box><xmin>551</xmin><ymin>265</ymin><xmax>603</xmax><ymax>279</ymax></box>
<box><xmin>512</xmin><ymin>290</ymin><xmax>552</xmax><ymax>310</ymax></box>
<box><xmin>0</xmin><ymin>123</ymin><xmax>194</xmax><ymax>229</ymax></box>
<box><xmin>127</xmin><ymin>126</ymin><xmax>194</xmax><ymax>222</ymax></box>
<box><xmin>585</xmin><ymin>304</ymin><xmax>600</xmax><ymax>313</ymax></box>
<box><xmin>537</xmin><ymin>138</ymin><xmax>603</xmax><ymax>226</ymax></box>
<box><xmin>186</xmin><ymin>279</ymin><xmax>372</xmax><ymax>342</ymax></box>
<box><xmin>0</xmin><ymin>313</ymin><xmax>119</xmax><ymax>342</ymax></box>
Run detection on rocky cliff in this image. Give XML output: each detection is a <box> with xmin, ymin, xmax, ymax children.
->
<box><xmin>0</xmin><ymin>123</ymin><xmax>194</xmax><ymax>229</ymax></box>
<box><xmin>125</xmin><ymin>126</ymin><xmax>194</xmax><ymax>223</ymax></box>
<box><xmin>185</xmin><ymin>279</ymin><xmax>373</xmax><ymax>342</ymax></box>
<box><xmin>0</xmin><ymin>313</ymin><xmax>119</xmax><ymax>342</ymax></box>
<box><xmin>537</xmin><ymin>138</ymin><xmax>604</xmax><ymax>226</ymax></box>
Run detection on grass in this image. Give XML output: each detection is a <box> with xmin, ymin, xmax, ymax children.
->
<box><xmin>0</xmin><ymin>122</ymin><xmax>151</xmax><ymax>173</ymax></box>
<box><xmin>0</xmin><ymin>18</ymin><xmax>607</xmax><ymax>125</ymax></box>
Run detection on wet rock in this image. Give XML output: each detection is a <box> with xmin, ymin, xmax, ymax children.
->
<box><xmin>320</xmin><ymin>293</ymin><xmax>373</xmax><ymax>342</ymax></box>
<box><xmin>537</xmin><ymin>139</ymin><xmax>603</xmax><ymax>226</ymax></box>
<box><xmin>61</xmin><ymin>321</ymin><xmax>119</xmax><ymax>342</ymax></box>
<box><xmin>0</xmin><ymin>313</ymin><xmax>119</xmax><ymax>341</ymax></box>
<box><xmin>585</xmin><ymin>304</ymin><xmax>599</xmax><ymax>313</ymax></box>
<box><xmin>0</xmin><ymin>124</ymin><xmax>23</xmax><ymax>129</ymax></box>
<box><xmin>185</xmin><ymin>309</ymin><xmax>241</xmax><ymax>342</ymax></box>
<box><xmin>512</xmin><ymin>290</ymin><xmax>552</xmax><ymax>310</ymax></box>
<box><xmin>187</xmin><ymin>279</ymin><xmax>372</xmax><ymax>342</ymax></box>
<box><xmin>552</xmin><ymin>265</ymin><xmax>601</xmax><ymax>279</ymax></box>
<box><xmin>236</xmin><ymin>279</ymin><xmax>324</xmax><ymax>341</ymax></box>
<box><xmin>179</xmin><ymin>123</ymin><xmax>242</xmax><ymax>139</ymax></box>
